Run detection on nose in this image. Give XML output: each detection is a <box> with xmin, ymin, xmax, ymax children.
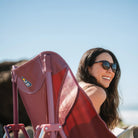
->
<box><xmin>107</xmin><ymin>67</ymin><xmax>113</xmax><ymax>73</ymax></box>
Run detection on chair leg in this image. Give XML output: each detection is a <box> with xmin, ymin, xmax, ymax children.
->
<box><xmin>3</xmin><ymin>124</ymin><xmax>29</xmax><ymax>138</ymax></box>
<box><xmin>39</xmin><ymin>127</ymin><xmax>45</xmax><ymax>138</ymax></box>
<box><xmin>59</xmin><ymin>129</ymin><xmax>67</xmax><ymax>138</ymax></box>
<box><xmin>3</xmin><ymin>126</ymin><xmax>10</xmax><ymax>138</ymax></box>
<box><xmin>21</xmin><ymin>126</ymin><xmax>30</xmax><ymax>138</ymax></box>
<box><xmin>36</xmin><ymin>124</ymin><xmax>67</xmax><ymax>138</ymax></box>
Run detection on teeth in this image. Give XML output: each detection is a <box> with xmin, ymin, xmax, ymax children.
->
<box><xmin>102</xmin><ymin>77</ymin><xmax>110</xmax><ymax>80</ymax></box>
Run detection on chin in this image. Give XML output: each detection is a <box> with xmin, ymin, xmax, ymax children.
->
<box><xmin>104</xmin><ymin>86</ymin><xmax>109</xmax><ymax>88</ymax></box>
<box><xmin>102</xmin><ymin>84</ymin><xmax>109</xmax><ymax>88</ymax></box>
<box><xmin>99</xmin><ymin>81</ymin><xmax>110</xmax><ymax>88</ymax></box>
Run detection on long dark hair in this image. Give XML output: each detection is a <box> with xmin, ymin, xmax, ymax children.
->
<box><xmin>76</xmin><ymin>48</ymin><xmax>121</xmax><ymax>129</ymax></box>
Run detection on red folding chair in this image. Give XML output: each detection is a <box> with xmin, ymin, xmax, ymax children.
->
<box><xmin>3</xmin><ymin>51</ymin><xmax>116</xmax><ymax>138</ymax></box>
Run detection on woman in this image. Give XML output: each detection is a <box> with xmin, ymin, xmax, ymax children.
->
<box><xmin>76</xmin><ymin>47</ymin><xmax>121</xmax><ymax>130</ymax></box>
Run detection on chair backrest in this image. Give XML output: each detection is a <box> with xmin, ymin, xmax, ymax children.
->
<box><xmin>11</xmin><ymin>51</ymin><xmax>116</xmax><ymax>138</ymax></box>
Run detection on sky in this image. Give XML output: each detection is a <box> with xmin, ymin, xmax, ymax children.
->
<box><xmin>0</xmin><ymin>0</ymin><xmax>138</xmax><ymax>109</ymax></box>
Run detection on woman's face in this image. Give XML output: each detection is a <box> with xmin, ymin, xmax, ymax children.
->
<box><xmin>88</xmin><ymin>52</ymin><xmax>115</xmax><ymax>88</ymax></box>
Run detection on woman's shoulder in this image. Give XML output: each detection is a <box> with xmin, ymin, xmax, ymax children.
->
<box><xmin>79</xmin><ymin>81</ymin><xmax>94</xmax><ymax>90</ymax></box>
<box><xmin>79</xmin><ymin>81</ymin><xmax>106</xmax><ymax>95</ymax></box>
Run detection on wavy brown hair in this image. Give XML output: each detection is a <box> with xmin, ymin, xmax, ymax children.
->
<box><xmin>76</xmin><ymin>48</ymin><xmax>121</xmax><ymax>129</ymax></box>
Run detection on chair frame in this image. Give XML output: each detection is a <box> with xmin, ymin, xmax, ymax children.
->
<box><xmin>3</xmin><ymin>54</ymin><xmax>67</xmax><ymax>138</ymax></box>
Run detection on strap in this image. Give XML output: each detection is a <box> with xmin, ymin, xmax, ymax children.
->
<box><xmin>44</xmin><ymin>54</ymin><xmax>56</xmax><ymax>138</ymax></box>
<box><xmin>45</xmin><ymin>54</ymin><xmax>55</xmax><ymax>124</ymax></box>
<box><xmin>11</xmin><ymin>66</ymin><xmax>18</xmax><ymax>128</ymax></box>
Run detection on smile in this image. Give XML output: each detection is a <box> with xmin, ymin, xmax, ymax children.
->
<box><xmin>102</xmin><ymin>76</ymin><xmax>111</xmax><ymax>81</ymax></box>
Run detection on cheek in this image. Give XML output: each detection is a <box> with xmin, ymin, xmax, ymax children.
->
<box><xmin>111</xmin><ymin>73</ymin><xmax>115</xmax><ymax>81</ymax></box>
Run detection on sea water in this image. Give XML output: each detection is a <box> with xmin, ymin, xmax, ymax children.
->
<box><xmin>119</xmin><ymin>104</ymin><xmax>138</xmax><ymax>126</ymax></box>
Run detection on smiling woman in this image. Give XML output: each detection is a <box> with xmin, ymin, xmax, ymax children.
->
<box><xmin>76</xmin><ymin>47</ymin><xmax>121</xmax><ymax>130</ymax></box>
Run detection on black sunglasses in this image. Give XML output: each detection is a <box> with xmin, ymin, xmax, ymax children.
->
<box><xmin>94</xmin><ymin>60</ymin><xmax>117</xmax><ymax>73</ymax></box>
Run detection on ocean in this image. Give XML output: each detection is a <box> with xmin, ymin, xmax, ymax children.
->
<box><xmin>119</xmin><ymin>104</ymin><xmax>138</xmax><ymax>126</ymax></box>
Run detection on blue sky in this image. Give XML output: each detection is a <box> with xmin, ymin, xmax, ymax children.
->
<box><xmin>0</xmin><ymin>0</ymin><xmax>138</xmax><ymax>108</ymax></box>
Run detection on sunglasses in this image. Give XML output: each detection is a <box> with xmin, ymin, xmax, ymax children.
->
<box><xmin>94</xmin><ymin>60</ymin><xmax>117</xmax><ymax>73</ymax></box>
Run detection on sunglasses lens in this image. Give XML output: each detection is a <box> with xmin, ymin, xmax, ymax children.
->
<box><xmin>102</xmin><ymin>61</ymin><xmax>117</xmax><ymax>73</ymax></box>
<box><xmin>102</xmin><ymin>61</ymin><xmax>110</xmax><ymax>70</ymax></box>
<box><xmin>112</xmin><ymin>63</ymin><xmax>117</xmax><ymax>73</ymax></box>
